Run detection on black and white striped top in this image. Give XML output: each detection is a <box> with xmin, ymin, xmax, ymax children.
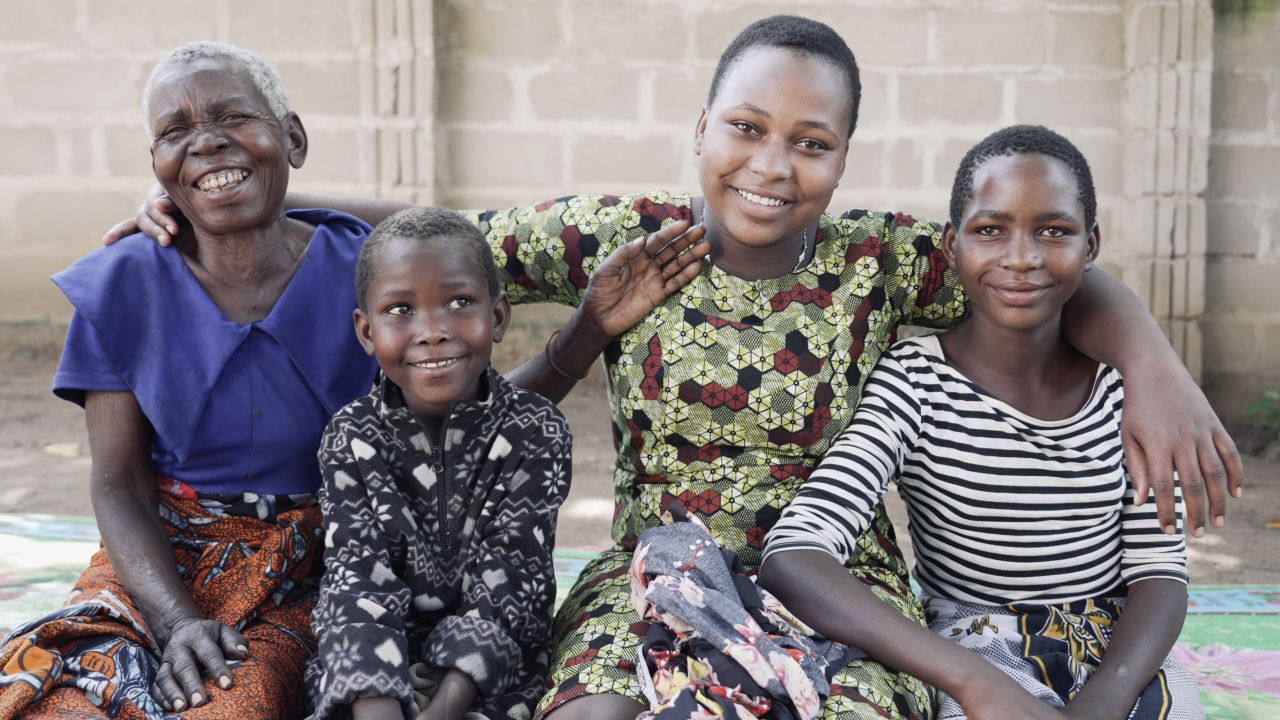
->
<box><xmin>765</xmin><ymin>335</ymin><xmax>1187</xmax><ymax>605</ymax></box>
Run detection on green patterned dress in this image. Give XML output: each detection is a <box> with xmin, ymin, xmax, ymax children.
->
<box><xmin>469</xmin><ymin>192</ymin><xmax>966</xmax><ymax>719</ymax></box>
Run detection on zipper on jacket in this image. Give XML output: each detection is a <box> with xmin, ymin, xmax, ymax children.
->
<box><xmin>412</xmin><ymin>413</ymin><xmax>452</xmax><ymax>555</ymax></box>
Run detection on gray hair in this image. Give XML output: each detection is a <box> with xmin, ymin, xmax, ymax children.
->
<box><xmin>142</xmin><ymin>41</ymin><xmax>291</xmax><ymax>132</ymax></box>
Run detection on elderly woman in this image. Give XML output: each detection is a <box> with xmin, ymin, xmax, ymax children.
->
<box><xmin>0</xmin><ymin>43</ymin><xmax>376</xmax><ymax>719</ymax></box>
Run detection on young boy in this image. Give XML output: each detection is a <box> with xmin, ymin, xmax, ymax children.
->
<box><xmin>760</xmin><ymin>126</ymin><xmax>1201</xmax><ymax>720</ymax></box>
<box><xmin>307</xmin><ymin>207</ymin><xmax>572</xmax><ymax>720</ymax></box>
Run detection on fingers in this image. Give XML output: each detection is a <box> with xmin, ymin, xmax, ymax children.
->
<box><xmin>662</xmin><ymin>251</ymin><xmax>707</xmax><ymax>294</ymax></box>
<box><xmin>100</xmin><ymin>217</ymin><xmax>140</xmax><ymax>246</ymax></box>
<box><xmin>1173</xmin><ymin>444</ymin><xmax>1206</xmax><ymax>538</ymax></box>
<box><xmin>137</xmin><ymin>201</ymin><xmax>173</xmax><ymax>247</ymax></box>
<box><xmin>191</xmin><ymin>627</ymin><xmax>233</xmax><ymax>690</ymax></box>
<box><xmin>1197</xmin><ymin>441</ymin><xmax>1231</xmax><ymax>528</ymax></box>
<box><xmin>156</xmin><ymin>644</ymin><xmax>206</xmax><ymax>711</ymax></box>
<box><xmin>641</xmin><ymin>219</ymin><xmax>691</xmax><ymax>256</ymax></box>
<box><xmin>651</xmin><ymin>223</ymin><xmax>706</xmax><ymax>266</ymax></box>
<box><xmin>1216</xmin><ymin>431</ymin><xmax>1245</xmax><ymax>500</ymax></box>
<box><xmin>153</xmin><ymin>662</ymin><xmax>183</xmax><ymax>711</ymax></box>
<box><xmin>218</xmin><ymin>623</ymin><xmax>250</xmax><ymax>661</ymax></box>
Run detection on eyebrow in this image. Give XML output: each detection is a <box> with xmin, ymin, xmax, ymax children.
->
<box><xmin>731</xmin><ymin>103</ymin><xmax>838</xmax><ymax>135</ymax></box>
<box><xmin>966</xmin><ymin>209</ymin><xmax>1082</xmax><ymax>224</ymax></box>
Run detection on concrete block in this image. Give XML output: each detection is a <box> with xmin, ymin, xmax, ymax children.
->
<box><xmin>1071</xmin><ymin>133</ymin><xmax>1123</xmax><ymax>196</ymax></box>
<box><xmin>936</xmin><ymin>9</ymin><xmax>1044</xmax><ymax>67</ymax></box>
<box><xmin>1189</xmin><ymin>133</ymin><xmax>1209</xmax><ymax>195</ymax></box>
<box><xmin>1159</xmin><ymin>1</ymin><xmax>1180</xmax><ymax>65</ymax></box>
<box><xmin>1213</xmin><ymin>8</ymin><xmax>1280</xmax><ymax>72</ymax></box>
<box><xmin>571</xmin><ymin>133</ymin><xmax>683</xmax><ymax>185</ymax></box>
<box><xmin>447</xmin><ymin>128</ymin><xmax>562</xmax><ymax>188</ymax></box>
<box><xmin>1159</xmin><ymin>70</ymin><xmax>1178</xmax><ymax>131</ymax></box>
<box><xmin>441</xmin><ymin>0</ymin><xmax>563</xmax><ymax>61</ymax></box>
<box><xmin>1206</xmin><ymin>258</ymin><xmax>1280</xmax><ymax>314</ymax></box>
<box><xmin>293</xmin><ymin>127</ymin><xmax>367</xmax><ymax>184</ymax></box>
<box><xmin>10</xmin><ymin>188</ymin><xmax>138</xmax><ymax>251</ymax></box>
<box><xmin>1052</xmin><ymin>9</ymin><xmax>1124</xmax><ymax>68</ymax></box>
<box><xmin>1130</xmin><ymin>3</ymin><xmax>1163</xmax><ymax>69</ymax></box>
<box><xmin>1122</xmin><ymin>260</ymin><xmax>1153</xmax><ymax>310</ymax></box>
<box><xmin>0</xmin><ymin>2</ymin><xmax>78</xmax><ymax>46</ymax></box>
<box><xmin>851</xmin><ymin>70</ymin><xmax>890</xmax><ymax>132</ymax></box>
<box><xmin>83</xmin><ymin>1</ymin><xmax>220</xmax><ymax>50</ymax></box>
<box><xmin>1188</xmin><ymin>198</ymin><xmax>1207</xmax><ymax>256</ymax></box>
<box><xmin>840</xmin><ymin>139</ymin><xmax>886</xmax><ymax>190</ymax></box>
<box><xmin>1191</xmin><ymin>69</ymin><xmax>1212</xmax><ymax>133</ymax></box>
<box><xmin>1208</xmin><ymin>143</ymin><xmax>1280</xmax><ymax>200</ymax></box>
<box><xmin>68</xmin><ymin>129</ymin><xmax>95</xmax><ymax>176</ymax></box>
<box><xmin>651</xmin><ymin>66</ymin><xmax>714</xmax><ymax>125</ymax></box>
<box><xmin>1184</xmin><ymin>319</ymin><xmax>1203</xmax><ymax>381</ymax></box>
<box><xmin>530</xmin><ymin>64</ymin><xmax>641</xmax><ymax>122</ymax></box>
<box><xmin>1261</xmin><ymin>325</ymin><xmax>1280</xmax><ymax>372</ymax></box>
<box><xmin>1174</xmin><ymin>199</ymin><xmax>1190</xmax><ymax>257</ymax></box>
<box><xmin>933</xmin><ymin>137</ymin><xmax>976</xmax><ymax>192</ymax></box>
<box><xmin>824</xmin><ymin>9</ymin><xmax>929</xmax><ymax>68</ymax></box>
<box><xmin>5</xmin><ymin>58</ymin><xmax>143</xmax><ymax>114</ymax></box>
<box><xmin>1152</xmin><ymin>258</ymin><xmax>1172</xmax><ymax>317</ymax></box>
<box><xmin>1015</xmin><ymin>76</ymin><xmax>1122</xmax><ymax>128</ymax></box>
<box><xmin>1156</xmin><ymin>197</ymin><xmax>1177</xmax><ymax>258</ymax></box>
<box><xmin>1127</xmin><ymin>197</ymin><xmax>1159</xmax><ymax>260</ymax></box>
<box><xmin>570</xmin><ymin>2</ymin><xmax>688</xmax><ymax>62</ymax></box>
<box><xmin>275</xmin><ymin>59</ymin><xmax>365</xmax><ymax>118</ymax></box>
<box><xmin>898</xmin><ymin>74</ymin><xmax>1003</xmax><ymax>127</ymax></box>
<box><xmin>1172</xmin><ymin>257</ymin><xmax>1189</xmax><ymax>316</ymax></box>
<box><xmin>1211</xmin><ymin>72</ymin><xmax>1269</xmax><ymax>132</ymax></box>
<box><xmin>1201</xmin><ymin>320</ymin><xmax>1257</xmax><ymax>373</ymax></box>
<box><xmin>1156</xmin><ymin>131</ymin><xmax>1175</xmax><ymax>195</ymax></box>
<box><xmin>228</xmin><ymin>0</ymin><xmax>361</xmax><ymax>53</ymax></box>
<box><xmin>0</xmin><ymin>126</ymin><xmax>59</xmax><ymax>175</ymax></box>
<box><xmin>1205</xmin><ymin>201</ymin><xmax>1260</xmax><ymax>257</ymax></box>
<box><xmin>438</xmin><ymin>63</ymin><xmax>516</xmax><ymax>123</ymax></box>
<box><xmin>1174</xmin><ymin>132</ymin><xmax>1190</xmax><ymax>195</ymax></box>
<box><xmin>105</xmin><ymin>125</ymin><xmax>155</xmax><ymax>179</ymax></box>
<box><xmin>1193</xmin><ymin>2</ymin><xmax>1214</xmax><ymax>66</ymax></box>
<box><xmin>885</xmin><ymin>139</ymin><xmax>924</xmax><ymax>191</ymax></box>
<box><xmin>1187</xmin><ymin>257</ymin><xmax>1206</xmax><ymax>317</ymax></box>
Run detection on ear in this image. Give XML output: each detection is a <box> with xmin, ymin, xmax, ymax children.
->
<box><xmin>284</xmin><ymin>112</ymin><xmax>308</xmax><ymax>169</ymax></box>
<box><xmin>941</xmin><ymin>221</ymin><xmax>959</xmax><ymax>265</ymax></box>
<box><xmin>692</xmin><ymin>107</ymin><xmax>709</xmax><ymax>155</ymax></box>
<box><xmin>491</xmin><ymin>292</ymin><xmax>512</xmax><ymax>344</ymax></box>
<box><xmin>1083</xmin><ymin>221</ymin><xmax>1101</xmax><ymax>271</ymax></box>
<box><xmin>353</xmin><ymin>308</ymin><xmax>376</xmax><ymax>356</ymax></box>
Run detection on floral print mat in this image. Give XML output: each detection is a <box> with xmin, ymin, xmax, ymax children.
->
<box><xmin>2</xmin><ymin>513</ymin><xmax>1277</xmax><ymax>717</ymax></box>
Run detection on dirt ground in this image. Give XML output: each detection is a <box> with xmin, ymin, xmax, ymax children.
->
<box><xmin>2</xmin><ymin>315</ymin><xmax>1279</xmax><ymax>584</ymax></box>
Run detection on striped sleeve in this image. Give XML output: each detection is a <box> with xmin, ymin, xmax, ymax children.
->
<box><xmin>765</xmin><ymin>350</ymin><xmax>924</xmax><ymax>564</ymax></box>
<box><xmin>1118</xmin><ymin>475</ymin><xmax>1189</xmax><ymax>585</ymax></box>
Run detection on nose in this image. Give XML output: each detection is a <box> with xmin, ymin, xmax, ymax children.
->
<box><xmin>1000</xmin><ymin>233</ymin><xmax>1042</xmax><ymax>271</ymax></box>
<box><xmin>188</xmin><ymin>123</ymin><xmax>230</xmax><ymax>156</ymax></box>
<box><xmin>413</xmin><ymin>309</ymin><xmax>451</xmax><ymax>344</ymax></box>
<box><xmin>746</xmin><ymin>136</ymin><xmax>792</xmax><ymax>182</ymax></box>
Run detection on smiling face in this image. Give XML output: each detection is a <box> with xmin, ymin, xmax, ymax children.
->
<box><xmin>147</xmin><ymin>58</ymin><xmax>305</xmax><ymax>237</ymax></box>
<box><xmin>944</xmin><ymin>153</ymin><xmax>1100</xmax><ymax>335</ymax></box>
<box><xmin>354</xmin><ymin>235</ymin><xmax>511</xmax><ymax>424</ymax></box>
<box><xmin>694</xmin><ymin>47</ymin><xmax>850</xmax><ymax>254</ymax></box>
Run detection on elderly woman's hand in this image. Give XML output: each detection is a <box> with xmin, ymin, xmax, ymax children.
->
<box><xmin>150</xmin><ymin>616</ymin><xmax>248</xmax><ymax>712</ymax></box>
<box><xmin>101</xmin><ymin>183</ymin><xmax>180</xmax><ymax>246</ymax></box>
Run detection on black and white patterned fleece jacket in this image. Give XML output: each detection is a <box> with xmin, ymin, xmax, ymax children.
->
<box><xmin>306</xmin><ymin>366</ymin><xmax>572</xmax><ymax>720</ymax></box>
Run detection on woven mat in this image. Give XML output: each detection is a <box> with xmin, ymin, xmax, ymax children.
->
<box><xmin>3</xmin><ymin>513</ymin><xmax>1277</xmax><ymax>717</ymax></box>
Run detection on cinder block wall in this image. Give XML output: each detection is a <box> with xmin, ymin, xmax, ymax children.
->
<box><xmin>0</xmin><ymin>0</ymin><xmax>1274</xmax><ymax>425</ymax></box>
<box><xmin>1202</xmin><ymin>6</ymin><xmax>1280</xmax><ymax>426</ymax></box>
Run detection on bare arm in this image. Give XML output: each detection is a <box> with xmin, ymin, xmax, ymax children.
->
<box><xmin>1062</xmin><ymin>580</ymin><xmax>1186</xmax><ymax>720</ymax></box>
<box><xmin>415</xmin><ymin>671</ymin><xmax>479</xmax><ymax>720</ymax></box>
<box><xmin>505</xmin><ymin>221</ymin><xmax>708</xmax><ymax>403</ymax></box>
<box><xmin>85</xmin><ymin>391</ymin><xmax>246</xmax><ymax>712</ymax></box>
<box><xmin>1062</xmin><ymin>269</ymin><xmax>1244</xmax><ymax>535</ymax></box>
<box><xmin>758</xmin><ymin>551</ymin><xmax>1067</xmax><ymax>720</ymax></box>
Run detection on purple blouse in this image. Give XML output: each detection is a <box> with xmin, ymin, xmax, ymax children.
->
<box><xmin>52</xmin><ymin>209</ymin><xmax>378</xmax><ymax>495</ymax></box>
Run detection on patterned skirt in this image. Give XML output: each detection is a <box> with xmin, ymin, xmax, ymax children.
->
<box><xmin>925</xmin><ymin>593</ymin><xmax>1203</xmax><ymax>720</ymax></box>
<box><xmin>0</xmin><ymin>479</ymin><xmax>322</xmax><ymax>719</ymax></box>
<box><xmin>537</xmin><ymin>504</ymin><xmax>933</xmax><ymax>720</ymax></box>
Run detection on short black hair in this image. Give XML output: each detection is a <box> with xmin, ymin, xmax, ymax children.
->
<box><xmin>707</xmin><ymin>15</ymin><xmax>861</xmax><ymax>139</ymax></box>
<box><xmin>949</xmin><ymin>125</ymin><xmax>1097</xmax><ymax>231</ymax></box>
<box><xmin>356</xmin><ymin>207</ymin><xmax>499</xmax><ymax>311</ymax></box>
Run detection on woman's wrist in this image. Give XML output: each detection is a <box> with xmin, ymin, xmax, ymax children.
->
<box><xmin>552</xmin><ymin>308</ymin><xmax>613</xmax><ymax>377</ymax></box>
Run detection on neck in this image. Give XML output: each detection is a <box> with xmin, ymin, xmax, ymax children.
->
<box><xmin>694</xmin><ymin>197</ymin><xmax>809</xmax><ymax>281</ymax></box>
<box><xmin>945</xmin><ymin>314</ymin><xmax>1067</xmax><ymax>385</ymax></box>
<box><xmin>180</xmin><ymin>215</ymin><xmax>302</xmax><ymax>286</ymax></box>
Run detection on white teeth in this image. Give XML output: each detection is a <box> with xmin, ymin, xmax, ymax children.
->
<box><xmin>412</xmin><ymin>358</ymin><xmax>459</xmax><ymax>369</ymax></box>
<box><xmin>196</xmin><ymin>169</ymin><xmax>247</xmax><ymax>192</ymax></box>
<box><xmin>737</xmin><ymin>189</ymin><xmax>786</xmax><ymax>207</ymax></box>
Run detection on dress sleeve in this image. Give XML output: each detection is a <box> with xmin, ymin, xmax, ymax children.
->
<box><xmin>309</xmin><ymin>412</ymin><xmax>417</xmax><ymax>720</ymax></box>
<box><xmin>422</xmin><ymin>415</ymin><xmax>572</xmax><ymax>698</ymax></box>
<box><xmin>765</xmin><ymin>350</ymin><xmax>924</xmax><ymax>563</ymax></box>
<box><xmin>52</xmin><ymin>311</ymin><xmax>131</xmax><ymax>406</ymax></box>
<box><xmin>876</xmin><ymin>211</ymin><xmax>968</xmax><ymax>329</ymax></box>
<box><xmin>466</xmin><ymin>192</ymin><xmax>690</xmax><ymax>306</ymax></box>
